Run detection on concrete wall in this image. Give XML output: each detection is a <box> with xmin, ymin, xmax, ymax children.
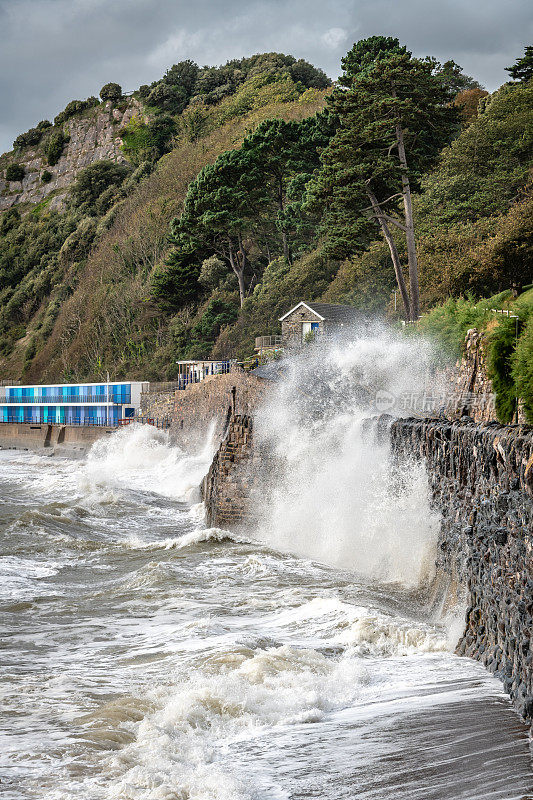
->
<box><xmin>389</xmin><ymin>417</ymin><xmax>533</xmax><ymax>723</ymax></box>
<box><xmin>0</xmin><ymin>422</ymin><xmax>116</xmax><ymax>456</ymax></box>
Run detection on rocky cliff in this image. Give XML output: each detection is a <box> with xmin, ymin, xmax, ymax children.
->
<box><xmin>0</xmin><ymin>99</ymin><xmax>143</xmax><ymax>212</ymax></box>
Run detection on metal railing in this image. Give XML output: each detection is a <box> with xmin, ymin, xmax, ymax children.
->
<box><xmin>0</xmin><ymin>416</ymin><xmax>171</xmax><ymax>429</ymax></box>
<box><xmin>2</xmin><ymin>393</ymin><xmax>131</xmax><ymax>405</ymax></box>
<box><xmin>176</xmin><ymin>361</ymin><xmax>232</xmax><ymax>390</ymax></box>
<box><xmin>255</xmin><ymin>335</ymin><xmax>283</xmax><ymax>350</ymax></box>
<box><xmin>128</xmin><ymin>416</ymin><xmax>171</xmax><ymax>429</ymax></box>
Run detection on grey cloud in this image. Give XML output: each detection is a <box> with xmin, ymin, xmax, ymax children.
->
<box><xmin>0</xmin><ymin>0</ymin><xmax>531</xmax><ymax>154</ymax></box>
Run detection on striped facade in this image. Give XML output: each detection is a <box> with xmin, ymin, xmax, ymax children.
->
<box><xmin>0</xmin><ymin>382</ymin><xmax>148</xmax><ymax>426</ymax></box>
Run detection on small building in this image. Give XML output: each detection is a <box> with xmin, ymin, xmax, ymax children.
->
<box><xmin>279</xmin><ymin>301</ymin><xmax>361</xmax><ymax>347</ymax></box>
<box><xmin>176</xmin><ymin>360</ymin><xmax>233</xmax><ymax>388</ymax></box>
<box><xmin>0</xmin><ymin>381</ymin><xmax>148</xmax><ymax>425</ymax></box>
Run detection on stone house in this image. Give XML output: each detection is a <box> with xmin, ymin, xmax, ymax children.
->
<box><xmin>279</xmin><ymin>301</ymin><xmax>361</xmax><ymax>347</ymax></box>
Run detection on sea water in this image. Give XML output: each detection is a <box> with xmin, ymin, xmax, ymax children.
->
<box><xmin>1</xmin><ymin>329</ymin><xmax>532</xmax><ymax>799</ymax></box>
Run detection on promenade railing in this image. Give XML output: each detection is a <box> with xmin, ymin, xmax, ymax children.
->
<box><xmin>2</xmin><ymin>393</ymin><xmax>131</xmax><ymax>405</ymax></box>
<box><xmin>0</xmin><ymin>416</ymin><xmax>171</xmax><ymax>429</ymax></box>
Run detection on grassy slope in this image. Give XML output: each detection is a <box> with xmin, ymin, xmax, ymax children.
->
<box><xmin>3</xmin><ymin>92</ymin><xmax>326</xmax><ymax>382</ymax></box>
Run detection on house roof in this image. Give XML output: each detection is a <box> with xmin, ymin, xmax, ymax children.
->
<box><xmin>279</xmin><ymin>301</ymin><xmax>360</xmax><ymax>324</ymax></box>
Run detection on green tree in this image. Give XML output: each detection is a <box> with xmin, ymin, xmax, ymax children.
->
<box><xmin>425</xmin><ymin>58</ymin><xmax>483</xmax><ymax>95</ymax></box>
<box><xmin>169</xmin><ymin>148</ymin><xmax>268</xmax><ymax>305</ymax></box>
<box><xmin>70</xmin><ymin>160</ymin><xmax>130</xmax><ymax>213</ymax></box>
<box><xmin>5</xmin><ymin>163</ymin><xmax>25</xmax><ymax>182</ymax></box>
<box><xmin>152</xmin><ymin>246</ymin><xmax>204</xmax><ymax>308</ymax></box>
<box><xmin>100</xmin><ymin>82</ymin><xmax>123</xmax><ymax>102</ymax></box>
<box><xmin>240</xmin><ymin>115</ymin><xmax>333</xmax><ymax>262</ymax></box>
<box><xmin>308</xmin><ymin>36</ymin><xmax>458</xmax><ymax>320</ymax></box>
<box><xmin>506</xmin><ymin>45</ymin><xmax>533</xmax><ymax>83</ymax></box>
<box><xmin>165</xmin><ymin>60</ymin><xmax>199</xmax><ymax>94</ymax></box>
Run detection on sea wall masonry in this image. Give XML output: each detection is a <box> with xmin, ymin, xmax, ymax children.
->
<box><xmin>389</xmin><ymin>417</ymin><xmax>533</xmax><ymax>722</ymax></box>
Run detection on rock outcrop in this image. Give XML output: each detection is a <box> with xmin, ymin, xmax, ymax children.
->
<box><xmin>0</xmin><ymin>99</ymin><xmax>143</xmax><ymax>212</ymax></box>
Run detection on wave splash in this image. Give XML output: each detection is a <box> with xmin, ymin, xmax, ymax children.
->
<box><xmin>254</xmin><ymin>325</ymin><xmax>441</xmax><ymax>586</ymax></box>
<box><xmin>81</xmin><ymin>422</ymin><xmax>217</xmax><ymax>502</ymax></box>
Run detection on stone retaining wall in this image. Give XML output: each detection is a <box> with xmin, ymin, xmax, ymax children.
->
<box><xmin>389</xmin><ymin>417</ymin><xmax>533</xmax><ymax>722</ymax></box>
<box><xmin>202</xmin><ymin>415</ymin><xmax>263</xmax><ymax>528</ymax></box>
<box><xmin>141</xmin><ymin>370</ymin><xmax>267</xmax><ymax>452</ymax></box>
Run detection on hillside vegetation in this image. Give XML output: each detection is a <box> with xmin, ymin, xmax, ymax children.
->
<box><xmin>0</xmin><ymin>42</ymin><xmax>532</xmax><ymax>424</ymax></box>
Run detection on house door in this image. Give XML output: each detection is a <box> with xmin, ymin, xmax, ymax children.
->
<box><xmin>302</xmin><ymin>322</ymin><xmax>319</xmax><ymax>342</ymax></box>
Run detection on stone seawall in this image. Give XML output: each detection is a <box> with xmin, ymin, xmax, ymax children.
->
<box><xmin>202</xmin><ymin>415</ymin><xmax>260</xmax><ymax>529</ymax></box>
<box><xmin>141</xmin><ymin>370</ymin><xmax>267</xmax><ymax>452</ymax></box>
<box><xmin>202</xmin><ymin>411</ymin><xmax>533</xmax><ymax>722</ymax></box>
<box><xmin>389</xmin><ymin>417</ymin><xmax>533</xmax><ymax>722</ymax></box>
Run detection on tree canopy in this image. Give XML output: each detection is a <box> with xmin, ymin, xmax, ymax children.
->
<box><xmin>506</xmin><ymin>45</ymin><xmax>533</xmax><ymax>83</ymax></box>
<box><xmin>307</xmin><ymin>36</ymin><xmax>459</xmax><ymax>319</ymax></box>
<box><xmin>160</xmin><ymin>112</ymin><xmax>334</xmax><ymax>308</ymax></box>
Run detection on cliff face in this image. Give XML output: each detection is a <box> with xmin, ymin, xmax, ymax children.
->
<box><xmin>0</xmin><ymin>99</ymin><xmax>143</xmax><ymax>212</ymax></box>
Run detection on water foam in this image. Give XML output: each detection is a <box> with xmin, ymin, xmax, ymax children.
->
<box><xmin>81</xmin><ymin>423</ymin><xmax>217</xmax><ymax>502</ymax></box>
<box><xmin>254</xmin><ymin>325</ymin><xmax>441</xmax><ymax>586</ymax></box>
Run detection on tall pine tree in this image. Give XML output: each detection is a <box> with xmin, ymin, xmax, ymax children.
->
<box><xmin>309</xmin><ymin>36</ymin><xmax>458</xmax><ymax>320</ymax></box>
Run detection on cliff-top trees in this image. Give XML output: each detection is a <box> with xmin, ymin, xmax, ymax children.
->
<box><xmin>168</xmin><ymin>148</ymin><xmax>268</xmax><ymax>306</ymax></box>
<box><xmin>506</xmin><ymin>46</ymin><xmax>533</xmax><ymax>83</ymax></box>
<box><xmin>100</xmin><ymin>83</ymin><xmax>123</xmax><ymax>103</ymax></box>
<box><xmin>309</xmin><ymin>36</ymin><xmax>458</xmax><ymax>320</ymax></box>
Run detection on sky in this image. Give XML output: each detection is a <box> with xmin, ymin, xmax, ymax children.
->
<box><xmin>1</xmin><ymin>0</ymin><xmax>531</xmax><ymax>155</ymax></box>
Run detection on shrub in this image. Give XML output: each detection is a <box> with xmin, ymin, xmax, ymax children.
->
<box><xmin>415</xmin><ymin>296</ymin><xmax>492</xmax><ymax>360</ymax></box>
<box><xmin>120</xmin><ymin>114</ymin><xmax>176</xmax><ymax>163</ymax></box>
<box><xmin>0</xmin><ymin>207</ymin><xmax>20</xmax><ymax>235</ymax></box>
<box><xmin>194</xmin><ymin>297</ymin><xmax>238</xmax><ymax>340</ymax></box>
<box><xmin>59</xmin><ymin>217</ymin><xmax>98</xmax><ymax>261</ymax></box>
<box><xmin>100</xmin><ymin>82</ymin><xmax>123</xmax><ymax>103</ymax></box>
<box><xmin>46</xmin><ymin>129</ymin><xmax>68</xmax><ymax>165</ymax></box>
<box><xmin>146</xmin><ymin>82</ymin><xmax>188</xmax><ymax>113</ymax></box>
<box><xmin>94</xmin><ymin>184</ymin><xmax>123</xmax><ymax>216</ymax></box>
<box><xmin>13</xmin><ymin>120</ymin><xmax>52</xmax><ymax>149</ymax></box>
<box><xmin>70</xmin><ymin>160</ymin><xmax>131</xmax><ymax>212</ymax></box>
<box><xmin>512</xmin><ymin>317</ymin><xmax>533</xmax><ymax>422</ymax></box>
<box><xmin>41</xmin><ymin>170</ymin><xmax>53</xmax><ymax>183</ymax></box>
<box><xmin>54</xmin><ymin>97</ymin><xmax>98</xmax><ymax>126</ymax></box>
<box><xmin>5</xmin><ymin>163</ymin><xmax>25</xmax><ymax>182</ymax></box>
<box><xmin>487</xmin><ymin>317</ymin><xmax>520</xmax><ymax>423</ymax></box>
<box><xmin>198</xmin><ymin>256</ymin><xmax>228</xmax><ymax>289</ymax></box>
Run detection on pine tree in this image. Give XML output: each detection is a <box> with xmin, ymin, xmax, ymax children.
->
<box><xmin>169</xmin><ymin>148</ymin><xmax>268</xmax><ymax>306</ymax></box>
<box><xmin>308</xmin><ymin>36</ymin><xmax>458</xmax><ymax>320</ymax></box>
<box><xmin>506</xmin><ymin>46</ymin><xmax>533</xmax><ymax>83</ymax></box>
